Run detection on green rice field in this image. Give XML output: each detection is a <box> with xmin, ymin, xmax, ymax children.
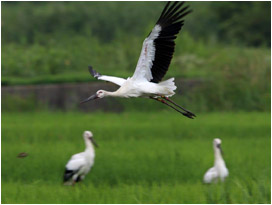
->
<box><xmin>1</xmin><ymin>111</ymin><xmax>271</xmax><ymax>203</ymax></box>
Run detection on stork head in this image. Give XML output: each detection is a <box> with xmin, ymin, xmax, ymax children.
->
<box><xmin>83</xmin><ymin>131</ymin><xmax>98</xmax><ymax>147</ymax></box>
<box><xmin>96</xmin><ymin>90</ymin><xmax>106</xmax><ymax>98</ymax></box>
<box><xmin>83</xmin><ymin>131</ymin><xmax>93</xmax><ymax>139</ymax></box>
<box><xmin>213</xmin><ymin>138</ymin><xmax>223</xmax><ymax>154</ymax></box>
<box><xmin>80</xmin><ymin>90</ymin><xmax>106</xmax><ymax>104</ymax></box>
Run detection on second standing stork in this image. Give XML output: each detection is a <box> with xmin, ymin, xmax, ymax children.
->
<box><xmin>203</xmin><ymin>138</ymin><xmax>229</xmax><ymax>183</ymax></box>
<box><xmin>81</xmin><ymin>2</ymin><xmax>195</xmax><ymax>119</ymax></box>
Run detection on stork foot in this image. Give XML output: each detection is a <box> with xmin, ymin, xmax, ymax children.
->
<box><xmin>161</xmin><ymin>96</ymin><xmax>196</xmax><ymax>118</ymax></box>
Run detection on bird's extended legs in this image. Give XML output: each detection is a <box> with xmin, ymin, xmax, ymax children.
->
<box><xmin>150</xmin><ymin>96</ymin><xmax>195</xmax><ymax>119</ymax></box>
<box><xmin>161</xmin><ymin>96</ymin><xmax>196</xmax><ymax>118</ymax></box>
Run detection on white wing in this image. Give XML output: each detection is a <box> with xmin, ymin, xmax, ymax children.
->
<box><xmin>132</xmin><ymin>2</ymin><xmax>191</xmax><ymax>83</ymax></box>
<box><xmin>97</xmin><ymin>75</ymin><xmax>126</xmax><ymax>86</ymax></box>
<box><xmin>66</xmin><ymin>154</ymin><xmax>86</xmax><ymax>171</ymax></box>
<box><xmin>89</xmin><ymin>66</ymin><xmax>126</xmax><ymax>87</ymax></box>
<box><xmin>203</xmin><ymin>167</ymin><xmax>218</xmax><ymax>183</ymax></box>
<box><xmin>132</xmin><ymin>25</ymin><xmax>161</xmax><ymax>82</ymax></box>
<box><xmin>70</xmin><ymin>152</ymin><xmax>84</xmax><ymax>160</ymax></box>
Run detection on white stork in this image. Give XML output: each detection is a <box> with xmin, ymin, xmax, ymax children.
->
<box><xmin>81</xmin><ymin>1</ymin><xmax>195</xmax><ymax>119</ymax></box>
<box><xmin>63</xmin><ymin>131</ymin><xmax>98</xmax><ymax>186</ymax></box>
<box><xmin>203</xmin><ymin>138</ymin><xmax>229</xmax><ymax>183</ymax></box>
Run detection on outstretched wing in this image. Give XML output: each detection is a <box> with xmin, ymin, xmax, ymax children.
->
<box><xmin>132</xmin><ymin>2</ymin><xmax>191</xmax><ymax>83</ymax></box>
<box><xmin>89</xmin><ymin>66</ymin><xmax>126</xmax><ymax>87</ymax></box>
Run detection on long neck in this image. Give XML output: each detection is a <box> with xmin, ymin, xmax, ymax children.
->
<box><xmin>84</xmin><ymin>139</ymin><xmax>94</xmax><ymax>152</ymax></box>
<box><xmin>104</xmin><ymin>90</ymin><xmax>122</xmax><ymax>97</ymax></box>
<box><xmin>214</xmin><ymin>147</ymin><xmax>224</xmax><ymax>165</ymax></box>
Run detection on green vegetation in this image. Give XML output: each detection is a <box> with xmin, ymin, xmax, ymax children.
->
<box><xmin>2</xmin><ymin>2</ymin><xmax>270</xmax><ymax>112</ymax></box>
<box><xmin>2</xmin><ymin>32</ymin><xmax>270</xmax><ymax>84</ymax></box>
<box><xmin>2</xmin><ymin>44</ymin><xmax>270</xmax><ymax>112</ymax></box>
<box><xmin>2</xmin><ymin>2</ymin><xmax>270</xmax><ymax>82</ymax></box>
<box><xmin>2</xmin><ymin>32</ymin><xmax>270</xmax><ymax>112</ymax></box>
<box><xmin>2</xmin><ymin>112</ymin><xmax>270</xmax><ymax>204</ymax></box>
<box><xmin>1</xmin><ymin>2</ymin><xmax>270</xmax><ymax>204</ymax></box>
<box><xmin>2</xmin><ymin>2</ymin><xmax>270</xmax><ymax>46</ymax></box>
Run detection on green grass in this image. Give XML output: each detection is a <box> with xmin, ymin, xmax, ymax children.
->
<box><xmin>1</xmin><ymin>111</ymin><xmax>270</xmax><ymax>203</ymax></box>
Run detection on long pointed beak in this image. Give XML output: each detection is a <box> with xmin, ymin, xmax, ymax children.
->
<box><xmin>90</xmin><ymin>137</ymin><xmax>98</xmax><ymax>148</ymax></box>
<box><xmin>80</xmin><ymin>94</ymin><xmax>99</xmax><ymax>104</ymax></box>
<box><xmin>217</xmin><ymin>144</ymin><xmax>224</xmax><ymax>155</ymax></box>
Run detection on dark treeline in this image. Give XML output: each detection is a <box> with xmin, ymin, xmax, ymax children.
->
<box><xmin>2</xmin><ymin>1</ymin><xmax>271</xmax><ymax>47</ymax></box>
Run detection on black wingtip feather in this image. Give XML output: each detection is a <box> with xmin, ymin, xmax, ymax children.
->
<box><xmin>162</xmin><ymin>2</ymin><xmax>182</xmax><ymax>23</ymax></box>
<box><xmin>158</xmin><ymin>2</ymin><xmax>191</xmax><ymax>28</ymax></box>
<box><xmin>88</xmin><ymin>66</ymin><xmax>101</xmax><ymax>79</ymax></box>
<box><xmin>157</xmin><ymin>1</ymin><xmax>171</xmax><ymax>22</ymax></box>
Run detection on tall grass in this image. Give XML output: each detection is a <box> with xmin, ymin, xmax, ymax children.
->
<box><xmin>2</xmin><ymin>112</ymin><xmax>270</xmax><ymax>203</ymax></box>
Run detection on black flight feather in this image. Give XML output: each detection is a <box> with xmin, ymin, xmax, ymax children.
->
<box><xmin>88</xmin><ymin>66</ymin><xmax>101</xmax><ymax>79</ymax></box>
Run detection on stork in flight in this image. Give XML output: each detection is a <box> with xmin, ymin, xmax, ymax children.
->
<box><xmin>81</xmin><ymin>1</ymin><xmax>196</xmax><ymax>119</ymax></box>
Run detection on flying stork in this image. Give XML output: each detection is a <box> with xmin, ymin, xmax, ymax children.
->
<box><xmin>81</xmin><ymin>1</ymin><xmax>196</xmax><ymax>119</ymax></box>
<box><xmin>203</xmin><ymin>138</ymin><xmax>229</xmax><ymax>183</ymax></box>
<box><xmin>63</xmin><ymin>131</ymin><xmax>98</xmax><ymax>185</ymax></box>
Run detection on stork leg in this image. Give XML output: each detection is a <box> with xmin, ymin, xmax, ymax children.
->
<box><xmin>150</xmin><ymin>97</ymin><xmax>194</xmax><ymax>119</ymax></box>
<box><xmin>72</xmin><ymin>180</ymin><xmax>76</xmax><ymax>186</ymax></box>
<box><xmin>161</xmin><ymin>96</ymin><xmax>196</xmax><ymax>118</ymax></box>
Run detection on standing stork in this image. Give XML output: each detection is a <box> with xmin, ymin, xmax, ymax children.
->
<box><xmin>63</xmin><ymin>131</ymin><xmax>98</xmax><ymax>186</ymax></box>
<box><xmin>203</xmin><ymin>138</ymin><xmax>229</xmax><ymax>183</ymax></box>
<box><xmin>81</xmin><ymin>1</ymin><xmax>195</xmax><ymax>119</ymax></box>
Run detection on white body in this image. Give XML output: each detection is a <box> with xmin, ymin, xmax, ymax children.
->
<box><xmin>110</xmin><ymin>77</ymin><xmax>176</xmax><ymax>98</ymax></box>
<box><xmin>203</xmin><ymin>138</ymin><xmax>229</xmax><ymax>183</ymax></box>
<box><xmin>64</xmin><ymin>131</ymin><xmax>95</xmax><ymax>185</ymax></box>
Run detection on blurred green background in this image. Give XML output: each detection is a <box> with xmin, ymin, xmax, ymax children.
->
<box><xmin>1</xmin><ymin>1</ymin><xmax>271</xmax><ymax>204</ymax></box>
<box><xmin>2</xmin><ymin>1</ymin><xmax>271</xmax><ymax>113</ymax></box>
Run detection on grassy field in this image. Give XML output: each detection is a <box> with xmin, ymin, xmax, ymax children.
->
<box><xmin>1</xmin><ymin>111</ymin><xmax>270</xmax><ymax>204</ymax></box>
